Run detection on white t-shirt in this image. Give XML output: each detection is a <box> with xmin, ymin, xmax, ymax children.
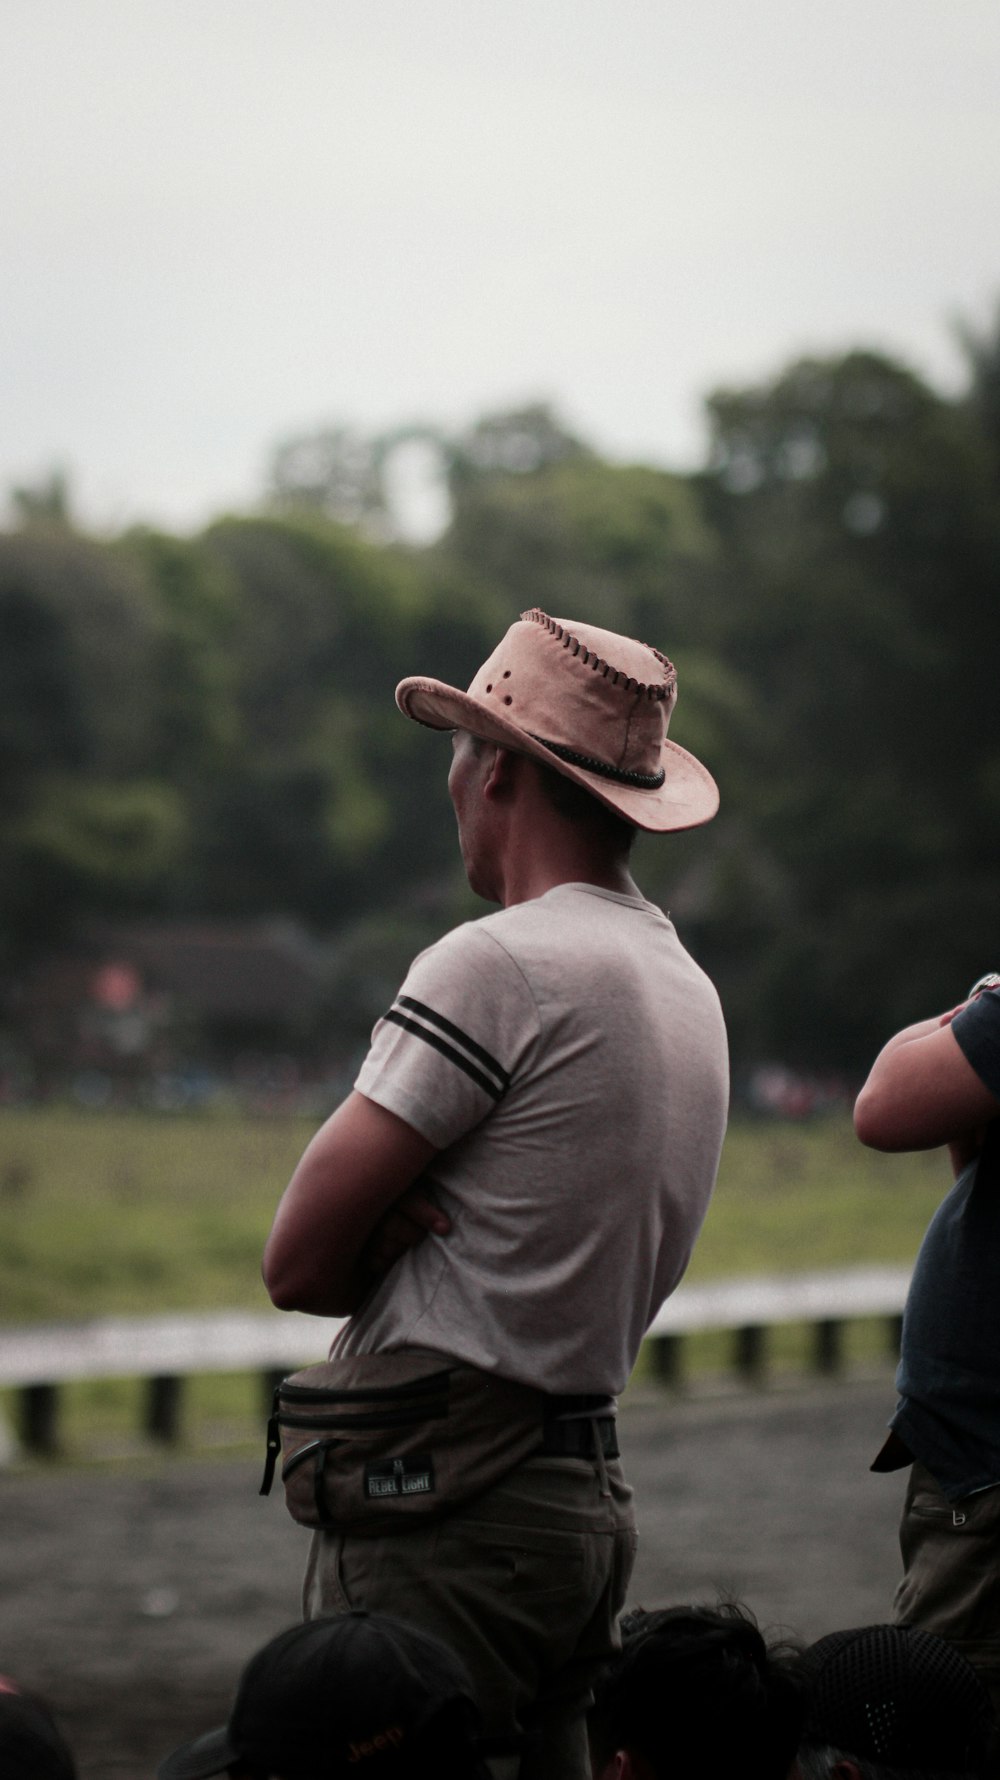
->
<box><xmin>339</xmin><ymin>882</ymin><xmax>728</xmax><ymax>1395</ymax></box>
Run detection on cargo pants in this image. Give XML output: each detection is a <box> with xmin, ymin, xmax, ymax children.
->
<box><xmin>894</xmin><ymin>1460</ymin><xmax>1000</xmax><ymax>1719</ymax></box>
<box><xmin>303</xmin><ymin>1451</ymin><xmax>637</xmax><ymax>1780</ymax></box>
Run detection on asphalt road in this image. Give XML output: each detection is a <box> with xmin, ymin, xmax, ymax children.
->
<box><xmin>0</xmin><ymin>1375</ymin><xmax>904</xmax><ymax>1778</ymax></box>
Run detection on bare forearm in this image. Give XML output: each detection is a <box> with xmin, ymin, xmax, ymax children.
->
<box><xmin>865</xmin><ymin>1015</ymin><xmax>944</xmax><ymax>1057</ymax></box>
<box><xmin>854</xmin><ymin>1009</ymin><xmax>997</xmax><ymax>1153</ymax></box>
<box><xmin>854</xmin><ymin>1018</ymin><xmax>945</xmax><ymax>1150</ymax></box>
<box><xmin>262</xmin><ymin>1146</ymin><xmax>377</xmax><ymax>1315</ymax></box>
<box><xmin>261</xmin><ymin>1092</ymin><xmax>439</xmax><ymax>1316</ymax></box>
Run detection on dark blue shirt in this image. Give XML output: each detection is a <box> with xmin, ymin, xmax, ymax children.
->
<box><xmin>891</xmin><ymin>988</ymin><xmax>1000</xmax><ymax>1499</ymax></box>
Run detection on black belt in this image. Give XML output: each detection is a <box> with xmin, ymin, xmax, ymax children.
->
<box><xmin>540</xmin><ymin>1393</ymin><xmax>619</xmax><ymax>1460</ymax></box>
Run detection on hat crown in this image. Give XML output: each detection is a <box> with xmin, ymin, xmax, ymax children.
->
<box><xmin>466</xmin><ymin>610</ymin><xmax>677</xmax><ymax>781</ymax></box>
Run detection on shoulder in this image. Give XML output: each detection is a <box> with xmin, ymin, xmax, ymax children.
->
<box><xmin>394</xmin><ymin>914</ymin><xmax>541</xmax><ymax>1033</ymax></box>
<box><xmin>473</xmin><ymin>883</ymin><xmax>670</xmax><ymax>952</ymax></box>
<box><xmin>408</xmin><ymin>913</ymin><xmax>533</xmax><ymax>984</ymax></box>
<box><xmin>415</xmin><ymin>899</ymin><xmax>572</xmax><ymax>981</ymax></box>
<box><xmin>356</xmin><ymin>919</ymin><xmax>543</xmax><ymax>1142</ymax></box>
<box><xmin>952</xmin><ymin>988</ymin><xmax>1000</xmax><ymax>1099</ymax></box>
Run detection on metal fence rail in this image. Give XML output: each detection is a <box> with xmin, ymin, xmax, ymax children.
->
<box><xmin>0</xmin><ymin>1264</ymin><xmax>910</xmax><ymax>1456</ymax></box>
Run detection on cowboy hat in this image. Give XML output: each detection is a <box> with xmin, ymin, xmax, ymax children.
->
<box><xmin>396</xmin><ymin>608</ymin><xmax>719</xmax><ymax>833</ymax></box>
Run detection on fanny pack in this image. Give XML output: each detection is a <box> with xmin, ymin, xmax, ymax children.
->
<box><xmin>260</xmin><ymin>1347</ymin><xmax>618</xmax><ymax>1535</ymax></box>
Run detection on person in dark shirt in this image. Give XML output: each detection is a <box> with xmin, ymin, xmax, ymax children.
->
<box><xmin>855</xmin><ymin>976</ymin><xmax>1000</xmax><ymax>1715</ymax></box>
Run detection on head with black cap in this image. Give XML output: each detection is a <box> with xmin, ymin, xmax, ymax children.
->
<box><xmin>795</xmin><ymin>1624</ymin><xmax>997</xmax><ymax>1780</ymax></box>
<box><xmin>158</xmin><ymin>1612</ymin><xmax>490</xmax><ymax>1780</ymax></box>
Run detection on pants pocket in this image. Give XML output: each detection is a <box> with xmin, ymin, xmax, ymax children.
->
<box><xmin>302</xmin><ymin>1529</ymin><xmax>356</xmax><ymax>1618</ymax></box>
<box><xmin>895</xmin><ymin>1465</ymin><xmax>1000</xmax><ymax>1640</ymax></box>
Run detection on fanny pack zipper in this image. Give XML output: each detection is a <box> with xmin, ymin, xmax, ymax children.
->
<box><xmin>260</xmin><ymin>1390</ymin><xmax>450</xmax><ymax>1496</ymax></box>
<box><xmin>277</xmin><ymin>1368</ymin><xmax>454</xmax><ymax>1407</ymax></box>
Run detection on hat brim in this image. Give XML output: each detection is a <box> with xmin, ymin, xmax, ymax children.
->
<box><xmin>157</xmin><ymin>1727</ymin><xmax>238</xmax><ymax>1780</ymax></box>
<box><xmin>396</xmin><ymin>677</ymin><xmax>719</xmax><ymax>834</ymax></box>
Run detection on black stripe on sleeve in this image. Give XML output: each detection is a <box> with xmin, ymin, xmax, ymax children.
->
<box><xmin>397</xmin><ymin>996</ymin><xmax>511</xmax><ymax>1090</ymax></box>
<box><xmin>384</xmin><ymin>1011</ymin><xmax>506</xmax><ymax>1101</ymax></box>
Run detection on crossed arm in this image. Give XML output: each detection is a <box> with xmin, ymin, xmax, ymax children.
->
<box><xmin>262</xmin><ymin>1090</ymin><xmax>446</xmax><ymax>1317</ymax></box>
<box><xmin>854</xmin><ymin>1007</ymin><xmax>1000</xmax><ymax>1164</ymax></box>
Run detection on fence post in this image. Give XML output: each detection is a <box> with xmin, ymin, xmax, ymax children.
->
<box><xmin>19</xmin><ymin>1383</ymin><xmax>60</xmax><ymax>1456</ymax></box>
<box><xmin>647</xmin><ymin>1334</ymin><xmax>683</xmax><ymax>1389</ymax></box>
<box><xmin>145</xmin><ymin>1375</ymin><xmax>183</xmax><ymax>1443</ymax></box>
<box><xmin>734</xmin><ymin>1325</ymin><xmax>766</xmax><ymax>1381</ymax></box>
<box><xmin>814</xmin><ymin>1318</ymin><xmax>843</xmax><ymax>1375</ymax></box>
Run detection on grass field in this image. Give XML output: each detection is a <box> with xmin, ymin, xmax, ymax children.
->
<box><xmin>688</xmin><ymin>1116</ymin><xmax>946</xmax><ymax>1279</ymax></box>
<box><xmin>0</xmin><ymin>1105</ymin><xmax>949</xmax><ymax>1323</ymax></box>
<box><xmin>0</xmin><ymin>1107</ymin><xmax>949</xmax><ymax>1454</ymax></box>
<box><xmin>0</xmin><ymin>1110</ymin><xmax>309</xmax><ymax>1322</ymax></box>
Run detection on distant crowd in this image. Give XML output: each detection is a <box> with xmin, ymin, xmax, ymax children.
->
<box><xmin>0</xmin><ymin>1053</ymin><xmax>358</xmax><ymax>1120</ymax></box>
<box><xmin>0</xmin><ymin>1055</ymin><xmax>853</xmax><ymax>1122</ymax></box>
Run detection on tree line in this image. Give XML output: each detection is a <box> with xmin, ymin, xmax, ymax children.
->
<box><xmin>3</xmin><ymin>319</ymin><xmax>999</xmax><ymax>1074</ymax></box>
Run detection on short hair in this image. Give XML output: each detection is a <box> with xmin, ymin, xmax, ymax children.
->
<box><xmin>465</xmin><ymin>731</ymin><xmax>637</xmax><ymax>853</ymax></box>
<box><xmin>588</xmin><ymin>1602</ymin><xmax>803</xmax><ymax>1780</ymax></box>
<box><xmin>797</xmin><ymin>1742</ymin><xmax>981</xmax><ymax>1780</ymax></box>
<box><xmin>529</xmin><ymin>755</ymin><xmax>637</xmax><ymax>852</ymax></box>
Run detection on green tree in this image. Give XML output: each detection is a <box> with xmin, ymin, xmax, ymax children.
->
<box><xmin>268</xmin><ymin>427</ymin><xmax>390</xmax><ymax>535</ymax></box>
<box><xmin>9</xmin><ymin>466</ymin><xmax>74</xmax><ymax>526</ymax></box>
<box><xmin>956</xmin><ymin>300</ymin><xmax>1000</xmax><ymax>488</ymax></box>
<box><xmin>0</xmin><ymin>526</ymin><xmax>190</xmax><ymax>954</ymax></box>
<box><xmin>692</xmin><ymin>349</ymin><xmax>1000</xmax><ymax>1066</ymax></box>
<box><xmin>195</xmin><ymin>512</ymin><xmax>490</xmax><ymax>926</ymax></box>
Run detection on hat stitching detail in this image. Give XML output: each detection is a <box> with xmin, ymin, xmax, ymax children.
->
<box><xmin>528</xmin><ymin>733</ymin><xmax>666</xmax><ymax>790</ymax></box>
<box><xmin>522</xmin><ymin>608</ymin><xmax>675</xmax><ymax>701</ymax></box>
<box><xmin>619</xmin><ymin>703</ymin><xmax>638</xmax><ymax>773</ymax></box>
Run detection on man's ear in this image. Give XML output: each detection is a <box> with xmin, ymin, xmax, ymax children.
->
<box><xmin>594</xmin><ymin>1751</ymin><xmax>647</xmax><ymax>1780</ymax></box>
<box><xmin>592</xmin><ymin>1754</ymin><xmax>624</xmax><ymax>1780</ymax></box>
<box><xmin>481</xmin><ymin>744</ymin><xmax>518</xmax><ymax>800</ymax></box>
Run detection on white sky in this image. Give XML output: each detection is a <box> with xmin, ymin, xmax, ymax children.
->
<box><xmin>4</xmin><ymin>0</ymin><xmax>999</xmax><ymax>533</ymax></box>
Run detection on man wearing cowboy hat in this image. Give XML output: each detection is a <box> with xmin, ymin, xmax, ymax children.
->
<box><xmin>264</xmin><ymin>609</ymin><xmax>729</xmax><ymax>1779</ymax></box>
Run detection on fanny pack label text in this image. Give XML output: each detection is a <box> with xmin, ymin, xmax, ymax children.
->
<box><xmin>364</xmin><ymin>1455</ymin><xmax>435</xmax><ymax>1500</ymax></box>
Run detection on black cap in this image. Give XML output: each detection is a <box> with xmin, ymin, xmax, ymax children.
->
<box><xmin>800</xmin><ymin>1624</ymin><xmax>996</xmax><ymax>1771</ymax></box>
<box><xmin>158</xmin><ymin>1612</ymin><xmax>490</xmax><ymax>1780</ymax></box>
<box><xmin>0</xmin><ymin>1675</ymin><xmax>77</xmax><ymax>1780</ymax></box>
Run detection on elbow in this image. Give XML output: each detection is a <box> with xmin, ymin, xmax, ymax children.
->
<box><xmin>263</xmin><ymin>1272</ymin><xmax>301</xmax><ymax>1314</ymax></box>
<box><xmin>854</xmin><ymin>1086</ymin><xmax>912</xmax><ymax>1152</ymax></box>
<box><xmin>261</xmin><ymin>1237</ymin><xmax>312</xmax><ymax>1312</ymax></box>
<box><xmin>261</xmin><ymin>1248</ymin><xmax>297</xmax><ymax>1312</ymax></box>
<box><xmin>853</xmin><ymin>1089</ymin><xmax>884</xmax><ymax>1149</ymax></box>
<box><xmin>261</xmin><ymin>1243</ymin><xmax>358</xmax><ymax>1318</ymax></box>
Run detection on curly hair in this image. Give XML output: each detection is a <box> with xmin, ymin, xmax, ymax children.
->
<box><xmin>587</xmin><ymin>1602</ymin><xmax>804</xmax><ymax>1780</ymax></box>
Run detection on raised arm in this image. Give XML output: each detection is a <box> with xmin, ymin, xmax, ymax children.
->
<box><xmin>262</xmin><ymin>1090</ymin><xmax>441</xmax><ymax>1316</ymax></box>
<box><xmin>854</xmin><ymin>1013</ymin><xmax>1000</xmax><ymax>1154</ymax></box>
